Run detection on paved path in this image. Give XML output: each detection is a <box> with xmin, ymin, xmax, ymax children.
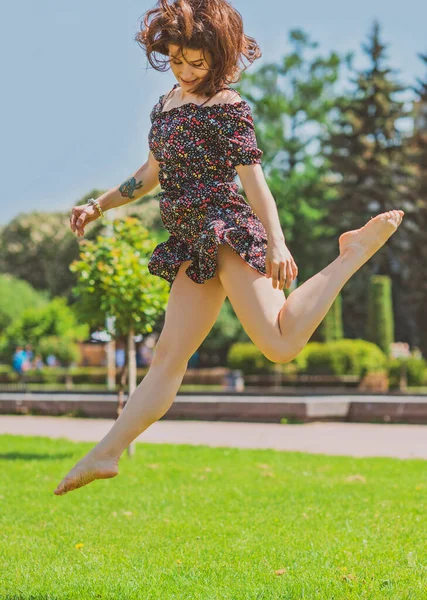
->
<box><xmin>1</xmin><ymin>415</ymin><xmax>426</xmax><ymax>459</ymax></box>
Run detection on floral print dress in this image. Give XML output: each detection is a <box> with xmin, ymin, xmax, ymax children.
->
<box><xmin>147</xmin><ymin>82</ymin><xmax>268</xmax><ymax>285</ymax></box>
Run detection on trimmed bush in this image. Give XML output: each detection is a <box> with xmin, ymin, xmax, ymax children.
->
<box><xmin>286</xmin><ymin>339</ymin><xmax>387</xmax><ymax>376</ymax></box>
<box><xmin>0</xmin><ymin>365</ymin><xmax>150</xmax><ymax>386</ymax></box>
<box><xmin>367</xmin><ymin>275</ymin><xmax>394</xmax><ymax>355</ymax></box>
<box><xmin>295</xmin><ymin>342</ymin><xmax>350</xmax><ymax>375</ymax></box>
<box><xmin>319</xmin><ymin>293</ymin><xmax>344</xmax><ymax>342</ymax></box>
<box><xmin>348</xmin><ymin>339</ymin><xmax>388</xmax><ymax>378</ymax></box>
<box><xmin>227</xmin><ymin>339</ymin><xmax>388</xmax><ymax>377</ymax></box>
<box><xmin>227</xmin><ymin>342</ymin><xmax>274</xmax><ymax>374</ymax></box>
<box><xmin>387</xmin><ymin>357</ymin><xmax>427</xmax><ymax>388</ymax></box>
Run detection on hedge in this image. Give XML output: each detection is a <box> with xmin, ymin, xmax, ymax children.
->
<box><xmin>227</xmin><ymin>339</ymin><xmax>389</xmax><ymax>377</ymax></box>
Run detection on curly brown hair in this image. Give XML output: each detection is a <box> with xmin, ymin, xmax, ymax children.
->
<box><xmin>135</xmin><ymin>0</ymin><xmax>262</xmax><ymax>98</ymax></box>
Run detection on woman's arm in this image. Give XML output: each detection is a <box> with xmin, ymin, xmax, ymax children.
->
<box><xmin>235</xmin><ymin>163</ymin><xmax>285</xmax><ymax>243</ymax></box>
<box><xmin>237</xmin><ymin>162</ymin><xmax>298</xmax><ymax>290</ymax></box>
<box><xmin>70</xmin><ymin>151</ymin><xmax>161</xmax><ymax>236</ymax></box>
<box><xmin>97</xmin><ymin>150</ymin><xmax>161</xmax><ymax>212</ymax></box>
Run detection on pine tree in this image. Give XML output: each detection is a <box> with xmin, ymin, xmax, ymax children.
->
<box><xmin>406</xmin><ymin>53</ymin><xmax>427</xmax><ymax>357</ymax></box>
<box><xmin>321</xmin><ymin>20</ymin><xmax>416</xmax><ymax>341</ymax></box>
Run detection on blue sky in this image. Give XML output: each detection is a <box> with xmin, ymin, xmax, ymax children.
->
<box><xmin>2</xmin><ymin>0</ymin><xmax>426</xmax><ymax>225</ymax></box>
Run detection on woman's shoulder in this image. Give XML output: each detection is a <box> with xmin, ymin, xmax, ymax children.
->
<box><xmin>150</xmin><ymin>85</ymin><xmax>175</xmax><ymax>122</ymax></box>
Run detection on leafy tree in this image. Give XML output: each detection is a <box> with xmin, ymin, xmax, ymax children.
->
<box><xmin>0</xmin><ymin>211</ymin><xmax>99</xmax><ymax>301</ymax></box>
<box><xmin>321</xmin><ymin>20</ymin><xmax>416</xmax><ymax>340</ymax></box>
<box><xmin>70</xmin><ymin>217</ymin><xmax>169</xmax><ymax>454</ymax></box>
<box><xmin>0</xmin><ymin>274</ymin><xmax>49</xmax><ymax>332</ymax></box>
<box><xmin>406</xmin><ymin>53</ymin><xmax>427</xmax><ymax>357</ymax></box>
<box><xmin>0</xmin><ymin>297</ymin><xmax>88</xmax><ymax>361</ymax></box>
<box><xmin>0</xmin><ymin>191</ymin><xmax>165</xmax><ymax>302</ymax></box>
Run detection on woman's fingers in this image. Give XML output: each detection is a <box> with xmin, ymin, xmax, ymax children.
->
<box><xmin>70</xmin><ymin>209</ymin><xmax>77</xmax><ymax>232</ymax></box>
<box><xmin>278</xmin><ymin>262</ymin><xmax>285</xmax><ymax>290</ymax></box>
<box><xmin>288</xmin><ymin>260</ymin><xmax>295</xmax><ymax>288</ymax></box>
<box><xmin>76</xmin><ymin>212</ymin><xmax>87</xmax><ymax>236</ymax></box>
<box><xmin>293</xmin><ymin>262</ymin><xmax>298</xmax><ymax>280</ymax></box>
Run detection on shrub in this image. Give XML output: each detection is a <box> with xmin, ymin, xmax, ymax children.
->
<box><xmin>299</xmin><ymin>342</ymin><xmax>350</xmax><ymax>375</ymax></box>
<box><xmin>366</xmin><ymin>275</ymin><xmax>394</xmax><ymax>355</ymax></box>
<box><xmin>285</xmin><ymin>339</ymin><xmax>387</xmax><ymax>376</ymax></box>
<box><xmin>319</xmin><ymin>293</ymin><xmax>344</xmax><ymax>342</ymax></box>
<box><xmin>348</xmin><ymin>339</ymin><xmax>388</xmax><ymax>378</ymax></box>
<box><xmin>227</xmin><ymin>342</ymin><xmax>274</xmax><ymax>374</ymax></box>
<box><xmin>387</xmin><ymin>357</ymin><xmax>427</xmax><ymax>388</ymax></box>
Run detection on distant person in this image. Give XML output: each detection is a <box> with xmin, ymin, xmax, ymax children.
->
<box><xmin>32</xmin><ymin>354</ymin><xmax>44</xmax><ymax>370</ymax></box>
<box><xmin>46</xmin><ymin>354</ymin><xmax>57</xmax><ymax>367</ymax></box>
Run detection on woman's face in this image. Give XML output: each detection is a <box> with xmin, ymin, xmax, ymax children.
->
<box><xmin>168</xmin><ymin>44</ymin><xmax>212</xmax><ymax>91</ymax></box>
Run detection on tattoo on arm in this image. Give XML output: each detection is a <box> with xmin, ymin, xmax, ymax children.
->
<box><xmin>119</xmin><ymin>177</ymin><xmax>144</xmax><ymax>199</ymax></box>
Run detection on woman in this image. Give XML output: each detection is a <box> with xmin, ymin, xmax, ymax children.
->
<box><xmin>54</xmin><ymin>0</ymin><xmax>404</xmax><ymax>496</ymax></box>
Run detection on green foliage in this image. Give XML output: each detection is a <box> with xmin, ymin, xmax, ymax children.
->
<box><xmin>0</xmin><ymin>211</ymin><xmax>84</xmax><ymax>299</ymax></box>
<box><xmin>348</xmin><ymin>339</ymin><xmax>389</xmax><ymax>377</ymax></box>
<box><xmin>288</xmin><ymin>339</ymin><xmax>387</xmax><ymax>376</ymax></box>
<box><xmin>38</xmin><ymin>336</ymin><xmax>81</xmax><ymax>367</ymax></box>
<box><xmin>294</xmin><ymin>341</ymin><xmax>353</xmax><ymax>375</ymax></box>
<box><xmin>318</xmin><ymin>293</ymin><xmax>344</xmax><ymax>342</ymax></box>
<box><xmin>227</xmin><ymin>338</ymin><xmax>387</xmax><ymax>376</ymax></box>
<box><xmin>367</xmin><ymin>275</ymin><xmax>394</xmax><ymax>355</ymax></box>
<box><xmin>227</xmin><ymin>342</ymin><xmax>274</xmax><ymax>374</ymax></box>
<box><xmin>0</xmin><ymin>274</ymin><xmax>49</xmax><ymax>332</ymax></box>
<box><xmin>387</xmin><ymin>356</ymin><xmax>427</xmax><ymax>388</ymax></box>
<box><xmin>406</xmin><ymin>54</ymin><xmax>427</xmax><ymax>359</ymax></box>
<box><xmin>321</xmin><ymin>20</ymin><xmax>415</xmax><ymax>339</ymax></box>
<box><xmin>0</xmin><ymin>297</ymin><xmax>88</xmax><ymax>361</ymax></box>
<box><xmin>70</xmin><ymin>217</ymin><xmax>170</xmax><ymax>338</ymax></box>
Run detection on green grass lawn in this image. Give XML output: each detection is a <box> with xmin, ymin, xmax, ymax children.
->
<box><xmin>1</xmin><ymin>435</ymin><xmax>426</xmax><ymax>599</ymax></box>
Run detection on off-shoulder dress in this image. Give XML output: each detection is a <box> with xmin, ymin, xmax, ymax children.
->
<box><xmin>147</xmin><ymin>82</ymin><xmax>268</xmax><ymax>285</ymax></box>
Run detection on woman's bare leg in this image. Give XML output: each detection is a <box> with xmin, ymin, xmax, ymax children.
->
<box><xmin>54</xmin><ymin>261</ymin><xmax>227</xmax><ymax>495</ymax></box>
<box><xmin>216</xmin><ymin>210</ymin><xmax>404</xmax><ymax>363</ymax></box>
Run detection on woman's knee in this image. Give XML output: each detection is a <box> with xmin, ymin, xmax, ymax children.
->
<box><xmin>262</xmin><ymin>338</ymin><xmax>306</xmax><ymax>365</ymax></box>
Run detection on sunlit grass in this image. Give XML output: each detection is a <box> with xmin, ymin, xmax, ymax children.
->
<box><xmin>0</xmin><ymin>434</ymin><xmax>426</xmax><ymax>599</ymax></box>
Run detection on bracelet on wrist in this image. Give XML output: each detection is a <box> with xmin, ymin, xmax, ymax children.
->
<box><xmin>87</xmin><ymin>198</ymin><xmax>104</xmax><ymax>218</ymax></box>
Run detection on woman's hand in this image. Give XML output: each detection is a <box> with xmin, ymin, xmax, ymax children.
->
<box><xmin>70</xmin><ymin>203</ymin><xmax>100</xmax><ymax>237</ymax></box>
<box><xmin>265</xmin><ymin>239</ymin><xmax>298</xmax><ymax>290</ymax></box>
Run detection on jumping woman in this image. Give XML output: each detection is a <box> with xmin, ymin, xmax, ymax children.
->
<box><xmin>54</xmin><ymin>0</ymin><xmax>404</xmax><ymax>495</ymax></box>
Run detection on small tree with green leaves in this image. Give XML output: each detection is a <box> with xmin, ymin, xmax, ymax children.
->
<box><xmin>70</xmin><ymin>217</ymin><xmax>170</xmax><ymax>453</ymax></box>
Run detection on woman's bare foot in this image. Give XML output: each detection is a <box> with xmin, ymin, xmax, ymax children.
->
<box><xmin>339</xmin><ymin>210</ymin><xmax>404</xmax><ymax>268</ymax></box>
<box><xmin>53</xmin><ymin>448</ymin><xmax>119</xmax><ymax>496</ymax></box>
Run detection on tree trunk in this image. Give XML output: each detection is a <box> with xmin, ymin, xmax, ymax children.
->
<box><xmin>65</xmin><ymin>370</ymin><xmax>73</xmax><ymax>391</ymax></box>
<box><xmin>117</xmin><ymin>362</ymin><xmax>128</xmax><ymax>417</ymax></box>
<box><xmin>106</xmin><ymin>315</ymin><xmax>116</xmax><ymax>391</ymax></box>
<box><xmin>127</xmin><ymin>326</ymin><xmax>137</xmax><ymax>457</ymax></box>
